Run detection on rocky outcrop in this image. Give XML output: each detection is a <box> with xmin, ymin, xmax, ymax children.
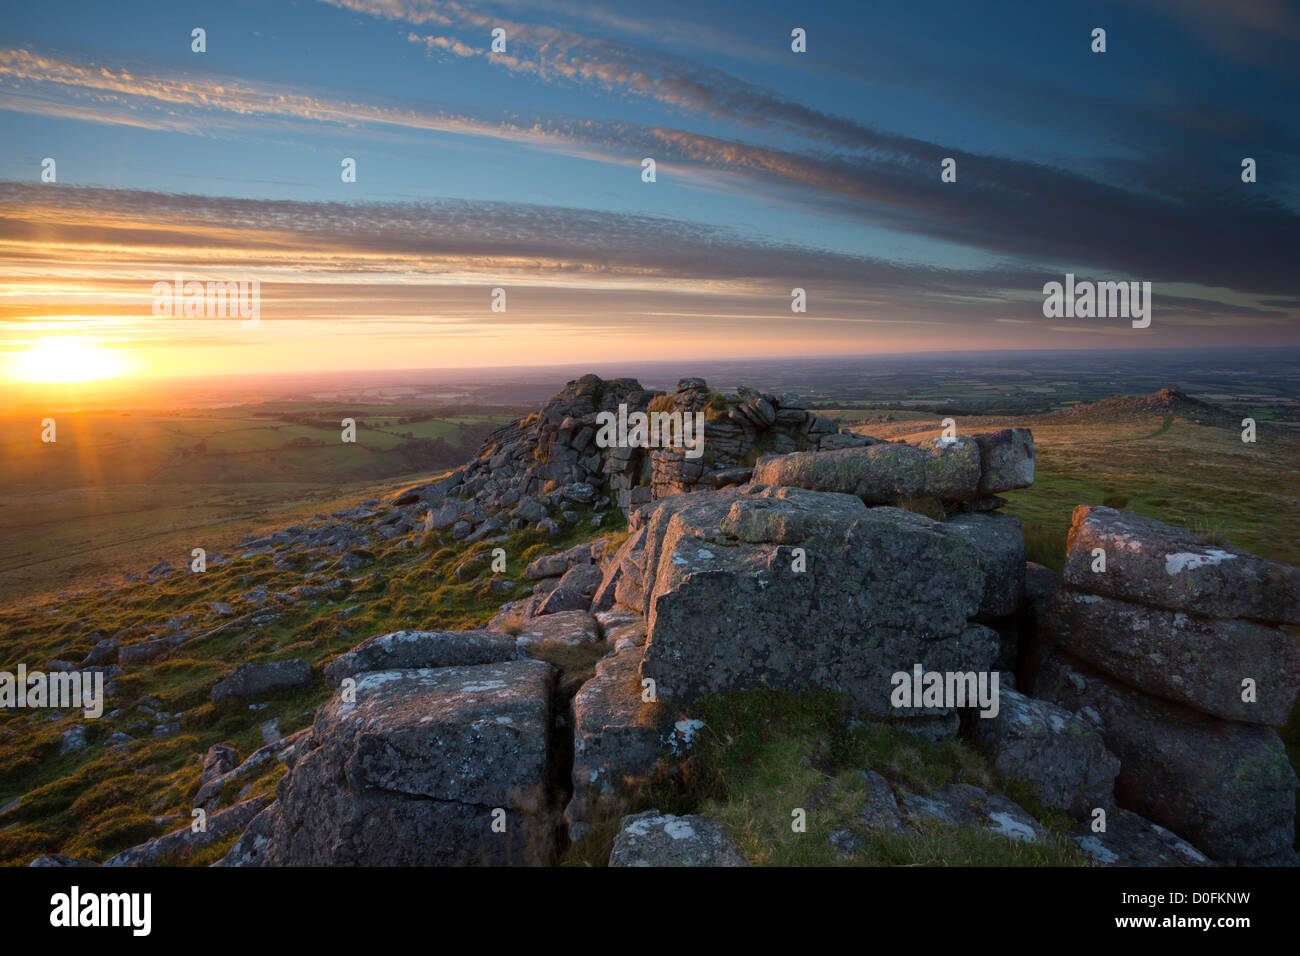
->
<box><xmin>221</xmin><ymin>658</ymin><xmax>557</xmax><ymax>866</ymax></box>
<box><xmin>628</xmin><ymin>485</ymin><xmax>1002</xmax><ymax>717</ymax></box>
<box><xmin>751</xmin><ymin>428</ymin><xmax>1034</xmax><ymax>507</ymax></box>
<box><xmin>393</xmin><ymin>374</ymin><xmax>881</xmax><ymax>540</ymax></box>
<box><xmin>1035</xmin><ymin>506</ymin><xmax>1300</xmax><ymax>865</ymax></box>
<box><xmin>202</xmin><ymin>375</ymin><xmax>1299</xmax><ymax>871</ymax></box>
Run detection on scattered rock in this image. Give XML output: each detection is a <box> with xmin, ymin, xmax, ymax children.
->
<box><xmin>104</xmin><ymin>794</ymin><xmax>273</xmax><ymax>866</ymax></box>
<box><xmin>118</xmin><ymin>635</ymin><xmax>185</xmax><ymax>666</ymax></box>
<box><xmin>608</xmin><ymin>811</ymin><xmax>746</xmax><ymax>867</ymax></box>
<box><xmin>81</xmin><ymin>636</ymin><xmax>121</xmax><ymax>666</ymax></box>
<box><xmin>901</xmin><ymin>783</ymin><xmax>1048</xmax><ymax>844</ymax></box>
<box><xmin>1072</xmin><ymin>807</ymin><xmax>1215</xmax><ymax>867</ymax></box>
<box><xmin>535</xmin><ymin>563</ymin><xmax>602</xmax><ymax>615</ymax></box>
<box><xmin>1036</xmin><ymin>651</ymin><xmax>1296</xmax><ymax>863</ymax></box>
<box><xmin>58</xmin><ymin>725</ymin><xmax>87</xmax><ymax>754</ymax></box>
<box><xmin>211</xmin><ymin>659</ymin><xmax>311</xmax><ymax>703</ymax></box>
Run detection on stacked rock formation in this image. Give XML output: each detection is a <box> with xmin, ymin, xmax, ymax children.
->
<box><xmin>219</xmin><ymin>624</ymin><xmax>602</xmax><ymax>866</ymax></box>
<box><xmin>198</xmin><ymin>376</ymin><xmax>1298</xmax><ymax>868</ymax></box>
<box><xmin>557</xmin><ymin>427</ymin><xmax>1043</xmax><ymax>835</ymax></box>
<box><xmin>394</xmin><ymin>375</ymin><xmax>874</xmax><ymax>538</ymax></box>
<box><xmin>1033</xmin><ymin>505</ymin><xmax>1300</xmax><ymax>866</ymax></box>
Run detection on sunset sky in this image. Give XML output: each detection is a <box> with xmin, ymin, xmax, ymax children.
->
<box><xmin>1</xmin><ymin>0</ymin><xmax>1298</xmax><ymax>384</ymax></box>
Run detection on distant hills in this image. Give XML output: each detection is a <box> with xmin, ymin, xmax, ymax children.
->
<box><xmin>1043</xmin><ymin>388</ymin><xmax>1241</xmax><ymax>427</ymax></box>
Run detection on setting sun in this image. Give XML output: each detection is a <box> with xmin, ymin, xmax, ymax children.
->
<box><xmin>8</xmin><ymin>337</ymin><xmax>130</xmax><ymax>383</ymax></box>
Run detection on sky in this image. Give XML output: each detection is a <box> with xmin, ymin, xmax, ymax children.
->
<box><xmin>0</xmin><ymin>0</ymin><xmax>1298</xmax><ymax>385</ymax></box>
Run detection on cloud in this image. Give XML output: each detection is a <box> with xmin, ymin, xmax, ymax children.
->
<box><xmin>0</xmin><ymin>183</ymin><xmax>1291</xmax><ymax>346</ymax></box>
<box><xmin>3</xmin><ymin>35</ymin><xmax>1298</xmax><ymax>299</ymax></box>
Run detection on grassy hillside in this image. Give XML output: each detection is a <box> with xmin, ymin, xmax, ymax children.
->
<box><xmin>0</xmin><ymin>404</ymin><xmax>519</xmax><ymax>607</ymax></box>
<box><xmin>0</xmin><ymin>499</ymin><xmax>612</xmax><ymax>866</ymax></box>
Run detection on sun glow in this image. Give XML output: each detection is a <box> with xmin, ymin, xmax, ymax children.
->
<box><xmin>9</xmin><ymin>338</ymin><xmax>131</xmax><ymax>383</ymax></box>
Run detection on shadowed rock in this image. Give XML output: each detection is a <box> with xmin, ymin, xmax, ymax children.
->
<box><xmin>211</xmin><ymin>659</ymin><xmax>310</xmax><ymax>703</ymax></box>
<box><xmin>944</xmin><ymin>512</ymin><xmax>1027</xmax><ymax>618</ymax></box>
<box><xmin>1035</xmin><ymin>651</ymin><xmax>1296</xmax><ymax>863</ymax></box>
<box><xmin>1072</xmin><ymin>808</ymin><xmax>1214</xmax><ymax>867</ymax></box>
<box><xmin>1045</xmin><ymin>590</ymin><xmax>1300</xmax><ymax>725</ymax></box>
<box><xmin>972</xmin><ymin>687</ymin><xmax>1119</xmax><ymax>820</ymax></box>
<box><xmin>535</xmin><ymin>564</ymin><xmax>602</xmax><ymax>614</ymax></box>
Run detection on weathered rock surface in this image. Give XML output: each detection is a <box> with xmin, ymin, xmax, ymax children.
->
<box><xmin>1035</xmin><ymin>651</ymin><xmax>1296</xmax><ymax>863</ymax></box>
<box><xmin>971</xmin><ymin>688</ymin><xmax>1119</xmax><ymax>819</ymax></box>
<box><xmin>1062</xmin><ymin>505</ymin><xmax>1300</xmax><ymax>624</ymax></box>
<box><xmin>900</xmin><ymin>783</ymin><xmax>1049</xmax><ymax>844</ymax></box>
<box><xmin>1044</xmin><ymin>590</ymin><xmax>1300</xmax><ymax>725</ymax></box>
<box><xmin>750</xmin><ymin>428</ymin><xmax>1034</xmax><ymax>505</ymax></box>
<box><xmin>28</xmin><ymin>854</ymin><xmax>98</xmax><ymax>867</ymax></box>
<box><xmin>221</xmin><ymin>660</ymin><xmax>556</xmax><ymax>866</ymax></box>
<box><xmin>857</xmin><ymin>769</ymin><xmax>906</xmax><ymax>835</ymax></box>
<box><xmin>194</xmin><ymin>731</ymin><xmax>309</xmax><ymax>813</ymax></box>
<box><xmin>509</xmin><ymin>610</ymin><xmax>600</xmax><ymax>649</ymax></box>
<box><xmin>565</xmin><ymin>644</ymin><xmax>667</xmax><ymax>835</ymax></box>
<box><xmin>944</xmin><ymin>512</ymin><xmax>1027</xmax><ymax>619</ymax></box>
<box><xmin>608</xmin><ymin>811</ymin><xmax>746</xmax><ymax>867</ymax></box>
<box><xmin>211</xmin><ymin>659</ymin><xmax>311</xmax><ymax>703</ymax></box>
<box><xmin>118</xmin><ymin>634</ymin><xmax>185</xmax><ymax>666</ymax></box>
<box><xmin>972</xmin><ymin>429</ymin><xmax>1036</xmax><ymax>495</ymax></box>
<box><xmin>634</xmin><ymin>486</ymin><xmax>1000</xmax><ymax>715</ymax></box>
<box><xmin>324</xmin><ymin>629</ymin><xmax>519</xmax><ymax>686</ymax></box>
<box><xmin>1072</xmin><ymin>807</ymin><xmax>1215</xmax><ymax>867</ymax></box>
